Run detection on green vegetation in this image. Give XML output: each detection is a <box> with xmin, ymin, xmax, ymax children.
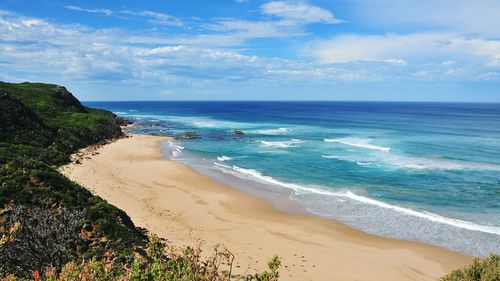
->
<box><xmin>0</xmin><ymin>82</ymin><xmax>144</xmax><ymax>278</ymax></box>
<box><xmin>1</xmin><ymin>234</ymin><xmax>280</xmax><ymax>281</ymax></box>
<box><xmin>0</xmin><ymin>82</ymin><xmax>122</xmax><ymax>165</ymax></box>
<box><xmin>441</xmin><ymin>254</ymin><xmax>499</xmax><ymax>281</ymax></box>
<box><xmin>0</xmin><ymin>82</ymin><xmax>280</xmax><ymax>280</ymax></box>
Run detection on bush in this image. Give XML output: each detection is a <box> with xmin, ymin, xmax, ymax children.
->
<box><xmin>441</xmin><ymin>254</ymin><xmax>500</xmax><ymax>281</ymax></box>
<box><xmin>0</xmin><ymin>205</ymin><xmax>86</xmax><ymax>277</ymax></box>
<box><xmin>1</xmin><ymin>235</ymin><xmax>281</xmax><ymax>281</ymax></box>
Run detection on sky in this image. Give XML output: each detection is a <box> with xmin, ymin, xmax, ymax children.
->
<box><xmin>0</xmin><ymin>0</ymin><xmax>499</xmax><ymax>101</ymax></box>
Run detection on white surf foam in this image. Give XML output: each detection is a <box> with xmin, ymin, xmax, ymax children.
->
<box><xmin>253</xmin><ymin>128</ymin><xmax>291</xmax><ymax>135</ymax></box>
<box><xmin>338</xmin><ymin>191</ymin><xmax>500</xmax><ymax>235</ymax></box>
<box><xmin>213</xmin><ymin>162</ymin><xmax>231</xmax><ymax>169</ymax></box>
<box><xmin>167</xmin><ymin>115</ymin><xmax>252</xmax><ymax>129</ymax></box>
<box><xmin>321</xmin><ymin>155</ymin><xmax>341</xmax><ymax>159</ymax></box>
<box><xmin>217</xmin><ymin>156</ymin><xmax>233</xmax><ymax>162</ymax></box>
<box><xmin>261</xmin><ymin>139</ymin><xmax>305</xmax><ymax>148</ymax></box>
<box><xmin>168</xmin><ymin>141</ymin><xmax>184</xmax><ymax>158</ymax></box>
<box><xmin>324</xmin><ymin>138</ymin><xmax>391</xmax><ymax>152</ymax></box>
<box><xmin>321</xmin><ymin>153</ymin><xmax>500</xmax><ymax>171</ymax></box>
<box><xmin>215</xmin><ymin>164</ymin><xmax>500</xmax><ymax>235</ymax></box>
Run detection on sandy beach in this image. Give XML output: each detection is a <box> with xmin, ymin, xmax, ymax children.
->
<box><xmin>61</xmin><ymin>134</ymin><xmax>472</xmax><ymax>281</ymax></box>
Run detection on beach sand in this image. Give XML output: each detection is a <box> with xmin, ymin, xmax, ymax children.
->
<box><xmin>61</xmin><ymin>134</ymin><xmax>472</xmax><ymax>281</ymax></box>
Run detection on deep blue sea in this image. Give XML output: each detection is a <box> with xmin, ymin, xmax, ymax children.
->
<box><xmin>85</xmin><ymin>101</ymin><xmax>500</xmax><ymax>256</ymax></box>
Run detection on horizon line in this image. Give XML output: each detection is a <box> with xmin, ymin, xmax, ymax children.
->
<box><xmin>82</xmin><ymin>99</ymin><xmax>500</xmax><ymax>104</ymax></box>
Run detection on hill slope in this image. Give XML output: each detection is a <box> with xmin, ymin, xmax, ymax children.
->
<box><xmin>0</xmin><ymin>82</ymin><xmax>145</xmax><ymax>278</ymax></box>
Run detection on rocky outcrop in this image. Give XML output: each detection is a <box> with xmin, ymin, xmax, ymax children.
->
<box><xmin>233</xmin><ymin>130</ymin><xmax>245</xmax><ymax>135</ymax></box>
<box><xmin>114</xmin><ymin>115</ymin><xmax>134</xmax><ymax>126</ymax></box>
<box><xmin>180</xmin><ymin>131</ymin><xmax>201</xmax><ymax>139</ymax></box>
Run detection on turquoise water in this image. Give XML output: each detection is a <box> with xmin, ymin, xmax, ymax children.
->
<box><xmin>86</xmin><ymin>101</ymin><xmax>500</xmax><ymax>256</ymax></box>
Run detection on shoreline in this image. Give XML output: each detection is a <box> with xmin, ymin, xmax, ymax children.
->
<box><xmin>161</xmin><ymin>138</ymin><xmax>500</xmax><ymax>257</ymax></box>
<box><xmin>61</xmin><ymin>134</ymin><xmax>472</xmax><ymax>281</ymax></box>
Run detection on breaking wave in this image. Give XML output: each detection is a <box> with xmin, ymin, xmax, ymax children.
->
<box><xmin>324</xmin><ymin>138</ymin><xmax>390</xmax><ymax>152</ymax></box>
<box><xmin>261</xmin><ymin>139</ymin><xmax>305</xmax><ymax>148</ymax></box>
<box><xmin>212</xmin><ymin>164</ymin><xmax>500</xmax><ymax>235</ymax></box>
<box><xmin>217</xmin><ymin>156</ymin><xmax>233</xmax><ymax>162</ymax></box>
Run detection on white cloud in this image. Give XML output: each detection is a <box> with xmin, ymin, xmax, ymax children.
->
<box><xmin>1</xmin><ymin>7</ymin><xmax>499</xmax><ymax>92</ymax></box>
<box><xmin>21</xmin><ymin>19</ymin><xmax>45</xmax><ymax>27</ymax></box>
<box><xmin>146</xmin><ymin>45</ymin><xmax>186</xmax><ymax>55</ymax></box>
<box><xmin>0</xmin><ymin>12</ymin><xmax>272</xmax><ymax>84</ymax></box>
<box><xmin>64</xmin><ymin>6</ymin><xmax>182</xmax><ymax>27</ymax></box>
<box><xmin>261</xmin><ymin>1</ymin><xmax>342</xmax><ymax>24</ymax></box>
<box><xmin>200</xmin><ymin>5</ymin><xmax>332</xmax><ymax>45</ymax></box>
<box><xmin>63</xmin><ymin>3</ymin><xmax>333</xmax><ymax>46</ymax></box>
<box><xmin>0</xmin><ymin>11</ymin><xmax>370</xmax><ymax>86</ymax></box>
<box><xmin>204</xmin><ymin>18</ymin><xmax>303</xmax><ymax>41</ymax></box>
<box><xmin>307</xmin><ymin>33</ymin><xmax>500</xmax><ymax>67</ymax></box>
<box><xmin>122</xmin><ymin>10</ymin><xmax>183</xmax><ymax>27</ymax></box>
<box><xmin>64</xmin><ymin>6</ymin><xmax>113</xmax><ymax>16</ymax></box>
<box><xmin>348</xmin><ymin>0</ymin><xmax>500</xmax><ymax>38</ymax></box>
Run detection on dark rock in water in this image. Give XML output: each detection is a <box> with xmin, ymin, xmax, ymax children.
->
<box><xmin>180</xmin><ymin>131</ymin><xmax>201</xmax><ymax>139</ymax></box>
<box><xmin>233</xmin><ymin>130</ymin><xmax>245</xmax><ymax>135</ymax></box>
<box><xmin>115</xmin><ymin>115</ymin><xmax>134</xmax><ymax>126</ymax></box>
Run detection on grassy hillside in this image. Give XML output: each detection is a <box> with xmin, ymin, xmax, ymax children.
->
<box><xmin>0</xmin><ymin>82</ymin><xmax>122</xmax><ymax>165</ymax></box>
<box><xmin>0</xmin><ymin>82</ymin><xmax>281</xmax><ymax>280</ymax></box>
<box><xmin>0</xmin><ymin>82</ymin><xmax>145</xmax><ymax>278</ymax></box>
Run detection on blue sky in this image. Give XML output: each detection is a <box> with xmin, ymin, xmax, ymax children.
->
<box><xmin>0</xmin><ymin>0</ymin><xmax>499</xmax><ymax>101</ymax></box>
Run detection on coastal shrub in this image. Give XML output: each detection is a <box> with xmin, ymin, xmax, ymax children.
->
<box><xmin>0</xmin><ymin>234</ymin><xmax>281</xmax><ymax>281</ymax></box>
<box><xmin>441</xmin><ymin>254</ymin><xmax>500</xmax><ymax>281</ymax></box>
<box><xmin>0</xmin><ymin>205</ymin><xmax>86</xmax><ymax>277</ymax></box>
<box><xmin>126</xmin><ymin>234</ymin><xmax>281</xmax><ymax>281</ymax></box>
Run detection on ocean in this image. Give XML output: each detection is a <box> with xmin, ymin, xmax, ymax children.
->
<box><xmin>85</xmin><ymin>101</ymin><xmax>500</xmax><ymax>256</ymax></box>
